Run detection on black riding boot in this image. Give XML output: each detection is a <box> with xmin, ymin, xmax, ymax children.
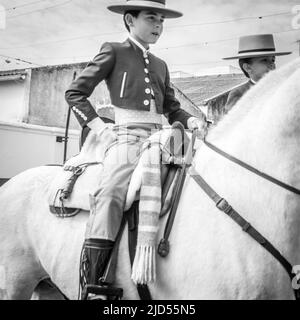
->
<box><xmin>79</xmin><ymin>238</ymin><xmax>114</xmax><ymax>300</ymax></box>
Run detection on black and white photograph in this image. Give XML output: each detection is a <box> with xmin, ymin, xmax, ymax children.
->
<box><xmin>0</xmin><ymin>0</ymin><xmax>300</xmax><ymax>306</ymax></box>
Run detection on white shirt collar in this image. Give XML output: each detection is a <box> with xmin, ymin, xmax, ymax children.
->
<box><xmin>128</xmin><ymin>34</ymin><xmax>149</xmax><ymax>55</ymax></box>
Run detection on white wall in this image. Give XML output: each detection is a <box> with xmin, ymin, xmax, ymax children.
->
<box><xmin>0</xmin><ymin>78</ymin><xmax>28</xmax><ymax>123</ymax></box>
<box><xmin>0</xmin><ymin>121</ymin><xmax>80</xmax><ymax>179</ymax></box>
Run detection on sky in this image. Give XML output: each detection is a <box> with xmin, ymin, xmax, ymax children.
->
<box><xmin>0</xmin><ymin>0</ymin><xmax>299</xmax><ymax>75</ymax></box>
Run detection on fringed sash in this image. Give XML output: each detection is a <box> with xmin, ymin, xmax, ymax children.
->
<box><xmin>131</xmin><ymin>132</ymin><xmax>162</xmax><ymax>284</ymax></box>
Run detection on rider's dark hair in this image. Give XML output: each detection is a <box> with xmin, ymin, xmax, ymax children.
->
<box><xmin>239</xmin><ymin>58</ymin><xmax>253</xmax><ymax>78</ymax></box>
<box><xmin>123</xmin><ymin>10</ymin><xmax>141</xmax><ymax>32</ymax></box>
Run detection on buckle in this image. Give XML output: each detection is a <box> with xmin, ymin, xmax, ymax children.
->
<box><xmin>216</xmin><ymin>198</ymin><xmax>232</xmax><ymax>214</ymax></box>
<box><xmin>158</xmin><ymin>238</ymin><xmax>170</xmax><ymax>257</ymax></box>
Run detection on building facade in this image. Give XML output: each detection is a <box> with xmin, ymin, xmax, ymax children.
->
<box><xmin>172</xmin><ymin>73</ymin><xmax>247</xmax><ymax>123</ymax></box>
<box><xmin>0</xmin><ymin>63</ymin><xmax>204</xmax><ymax>182</ymax></box>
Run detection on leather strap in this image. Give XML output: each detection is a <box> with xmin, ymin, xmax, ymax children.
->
<box><xmin>189</xmin><ymin>166</ymin><xmax>300</xmax><ymax>300</ymax></box>
<box><xmin>204</xmin><ymin>139</ymin><xmax>300</xmax><ymax>195</ymax></box>
<box><xmin>62</xmin><ymin>162</ymin><xmax>101</xmax><ymax>200</ymax></box>
<box><xmin>158</xmin><ymin>130</ymin><xmax>197</xmax><ymax>257</ymax></box>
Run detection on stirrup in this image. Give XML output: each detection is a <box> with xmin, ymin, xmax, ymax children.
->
<box><xmin>81</xmin><ymin>284</ymin><xmax>123</xmax><ymax>300</ymax></box>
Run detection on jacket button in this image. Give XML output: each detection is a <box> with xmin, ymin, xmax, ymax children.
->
<box><xmin>144</xmin><ymin>100</ymin><xmax>150</xmax><ymax>106</ymax></box>
<box><xmin>145</xmin><ymin>59</ymin><xmax>149</xmax><ymax>64</ymax></box>
<box><xmin>144</xmin><ymin>68</ymin><xmax>149</xmax><ymax>74</ymax></box>
<box><xmin>145</xmin><ymin>88</ymin><xmax>151</xmax><ymax>94</ymax></box>
<box><xmin>145</xmin><ymin>77</ymin><xmax>150</xmax><ymax>83</ymax></box>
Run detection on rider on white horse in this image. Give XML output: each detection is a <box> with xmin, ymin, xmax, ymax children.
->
<box><xmin>65</xmin><ymin>0</ymin><xmax>206</xmax><ymax>299</ymax></box>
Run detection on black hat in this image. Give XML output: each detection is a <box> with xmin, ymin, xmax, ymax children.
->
<box><xmin>223</xmin><ymin>34</ymin><xmax>291</xmax><ymax>60</ymax></box>
<box><xmin>107</xmin><ymin>0</ymin><xmax>183</xmax><ymax>19</ymax></box>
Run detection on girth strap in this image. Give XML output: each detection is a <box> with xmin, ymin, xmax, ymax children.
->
<box><xmin>189</xmin><ymin>166</ymin><xmax>300</xmax><ymax>300</ymax></box>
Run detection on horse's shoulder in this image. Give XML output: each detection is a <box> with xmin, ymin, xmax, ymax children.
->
<box><xmin>4</xmin><ymin>165</ymin><xmax>62</xmax><ymax>191</ymax></box>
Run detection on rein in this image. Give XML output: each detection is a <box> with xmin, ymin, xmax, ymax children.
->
<box><xmin>189</xmin><ymin>166</ymin><xmax>300</xmax><ymax>300</ymax></box>
<box><xmin>159</xmin><ymin>129</ymin><xmax>299</xmax><ymax>299</ymax></box>
<box><xmin>203</xmin><ymin>139</ymin><xmax>300</xmax><ymax>195</ymax></box>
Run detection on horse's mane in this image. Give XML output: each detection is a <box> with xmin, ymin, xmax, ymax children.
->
<box><xmin>208</xmin><ymin>58</ymin><xmax>300</xmax><ymax>142</ymax></box>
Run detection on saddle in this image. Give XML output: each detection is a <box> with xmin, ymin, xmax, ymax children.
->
<box><xmin>48</xmin><ymin>122</ymin><xmax>190</xmax><ymax>217</ymax></box>
<box><xmin>48</xmin><ymin>122</ymin><xmax>192</xmax><ymax>299</ymax></box>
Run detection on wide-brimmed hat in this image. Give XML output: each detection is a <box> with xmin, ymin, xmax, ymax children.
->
<box><xmin>107</xmin><ymin>0</ymin><xmax>182</xmax><ymax>19</ymax></box>
<box><xmin>223</xmin><ymin>34</ymin><xmax>292</xmax><ymax>60</ymax></box>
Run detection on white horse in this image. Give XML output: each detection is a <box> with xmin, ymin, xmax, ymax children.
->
<box><xmin>0</xmin><ymin>58</ymin><xmax>300</xmax><ymax>300</ymax></box>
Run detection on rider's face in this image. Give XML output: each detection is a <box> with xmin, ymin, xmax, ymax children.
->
<box><xmin>127</xmin><ymin>10</ymin><xmax>165</xmax><ymax>48</ymax></box>
<box><xmin>245</xmin><ymin>56</ymin><xmax>276</xmax><ymax>82</ymax></box>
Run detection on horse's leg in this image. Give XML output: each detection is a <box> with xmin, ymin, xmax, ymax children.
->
<box><xmin>31</xmin><ymin>279</ymin><xmax>66</xmax><ymax>300</ymax></box>
<box><xmin>1</xmin><ymin>253</ymin><xmax>47</xmax><ymax>300</ymax></box>
<box><xmin>0</xmin><ymin>246</ymin><xmax>48</xmax><ymax>300</ymax></box>
<box><xmin>0</xmin><ymin>226</ymin><xmax>47</xmax><ymax>300</ymax></box>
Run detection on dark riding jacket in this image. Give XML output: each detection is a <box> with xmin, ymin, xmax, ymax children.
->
<box><xmin>65</xmin><ymin>38</ymin><xmax>192</xmax><ymax>128</ymax></box>
<box><xmin>225</xmin><ymin>80</ymin><xmax>254</xmax><ymax>113</ymax></box>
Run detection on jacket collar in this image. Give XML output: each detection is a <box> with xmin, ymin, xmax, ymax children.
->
<box><xmin>127</xmin><ymin>35</ymin><xmax>150</xmax><ymax>56</ymax></box>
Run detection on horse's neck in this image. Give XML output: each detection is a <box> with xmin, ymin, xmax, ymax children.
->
<box><xmin>192</xmin><ymin>63</ymin><xmax>300</xmax><ymax>260</ymax></box>
<box><xmin>207</xmin><ymin>62</ymin><xmax>300</xmax><ymax>186</ymax></box>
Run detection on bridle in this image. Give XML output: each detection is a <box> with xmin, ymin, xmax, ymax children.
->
<box><xmin>159</xmin><ymin>128</ymin><xmax>300</xmax><ymax>300</ymax></box>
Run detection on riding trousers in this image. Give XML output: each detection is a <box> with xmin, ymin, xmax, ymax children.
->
<box><xmin>85</xmin><ymin>123</ymin><xmax>162</xmax><ymax>241</ymax></box>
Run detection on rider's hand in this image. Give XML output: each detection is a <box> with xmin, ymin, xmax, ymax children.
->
<box><xmin>87</xmin><ymin>117</ymin><xmax>106</xmax><ymax>133</ymax></box>
<box><xmin>187</xmin><ymin>117</ymin><xmax>208</xmax><ymax>139</ymax></box>
<box><xmin>87</xmin><ymin>117</ymin><xmax>117</xmax><ymax>141</ymax></box>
